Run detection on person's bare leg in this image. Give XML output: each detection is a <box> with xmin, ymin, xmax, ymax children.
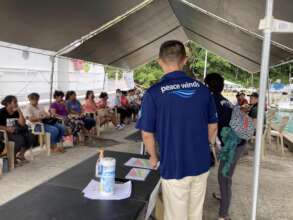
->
<box><xmin>17</xmin><ymin>148</ymin><xmax>27</xmax><ymax>161</ymax></box>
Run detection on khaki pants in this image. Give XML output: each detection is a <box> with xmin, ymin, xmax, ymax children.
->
<box><xmin>162</xmin><ymin>172</ymin><xmax>209</xmax><ymax>220</ymax></box>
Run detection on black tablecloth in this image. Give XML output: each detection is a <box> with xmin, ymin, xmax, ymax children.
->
<box><xmin>124</xmin><ymin>131</ymin><xmax>142</xmax><ymax>142</ymax></box>
<box><xmin>0</xmin><ymin>151</ymin><xmax>160</xmax><ymax>220</ymax></box>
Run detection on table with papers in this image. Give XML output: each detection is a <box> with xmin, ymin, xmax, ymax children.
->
<box><xmin>0</xmin><ymin>151</ymin><xmax>160</xmax><ymax>220</ymax></box>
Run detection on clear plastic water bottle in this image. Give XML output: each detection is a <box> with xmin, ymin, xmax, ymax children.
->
<box><xmin>100</xmin><ymin>157</ymin><xmax>116</xmax><ymax>196</ymax></box>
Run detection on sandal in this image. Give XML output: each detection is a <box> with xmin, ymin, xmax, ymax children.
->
<box><xmin>15</xmin><ymin>159</ymin><xmax>23</xmax><ymax>167</ymax></box>
<box><xmin>213</xmin><ymin>192</ymin><xmax>221</xmax><ymax>201</ymax></box>
<box><xmin>51</xmin><ymin>147</ymin><xmax>63</xmax><ymax>153</ymax></box>
<box><xmin>16</xmin><ymin>157</ymin><xmax>30</xmax><ymax>164</ymax></box>
<box><xmin>57</xmin><ymin>147</ymin><xmax>66</xmax><ymax>153</ymax></box>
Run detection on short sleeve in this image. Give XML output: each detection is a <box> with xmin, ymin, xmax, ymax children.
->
<box><xmin>250</xmin><ymin>107</ymin><xmax>258</xmax><ymax>119</ymax></box>
<box><xmin>50</xmin><ymin>103</ymin><xmax>56</xmax><ymax>110</ymax></box>
<box><xmin>24</xmin><ymin>105</ymin><xmax>33</xmax><ymax>118</ymax></box>
<box><xmin>208</xmin><ymin>94</ymin><xmax>219</xmax><ymax>124</ymax></box>
<box><xmin>135</xmin><ymin>91</ymin><xmax>156</xmax><ymax>133</ymax></box>
<box><xmin>65</xmin><ymin>101</ymin><xmax>71</xmax><ymax>111</ymax></box>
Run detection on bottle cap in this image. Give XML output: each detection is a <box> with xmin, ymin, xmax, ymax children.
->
<box><xmin>99</xmin><ymin>148</ymin><xmax>104</xmax><ymax>159</ymax></box>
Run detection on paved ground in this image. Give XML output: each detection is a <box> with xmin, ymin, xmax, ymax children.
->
<box><xmin>0</xmin><ymin>124</ymin><xmax>293</xmax><ymax>220</ymax></box>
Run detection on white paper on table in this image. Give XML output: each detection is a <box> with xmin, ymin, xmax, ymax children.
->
<box><xmin>124</xmin><ymin>157</ymin><xmax>160</xmax><ymax>170</ymax></box>
<box><xmin>125</xmin><ymin>168</ymin><xmax>151</xmax><ymax>181</ymax></box>
<box><xmin>82</xmin><ymin>179</ymin><xmax>132</xmax><ymax>200</ymax></box>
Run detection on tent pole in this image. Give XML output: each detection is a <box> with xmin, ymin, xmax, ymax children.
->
<box><xmin>203</xmin><ymin>50</ymin><xmax>208</xmax><ymax>79</ymax></box>
<box><xmin>49</xmin><ymin>56</ymin><xmax>56</xmax><ymax>105</ymax></box>
<box><xmin>289</xmin><ymin>64</ymin><xmax>291</xmax><ymax>83</ymax></box>
<box><xmin>102</xmin><ymin>68</ymin><xmax>107</xmax><ymax>91</ymax></box>
<box><xmin>267</xmin><ymin>79</ymin><xmax>271</xmax><ymax>107</ymax></box>
<box><xmin>251</xmin><ymin>0</ymin><xmax>274</xmax><ymax>220</ymax></box>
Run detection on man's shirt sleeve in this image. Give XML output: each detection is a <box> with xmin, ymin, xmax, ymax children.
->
<box><xmin>208</xmin><ymin>93</ymin><xmax>219</xmax><ymax>124</ymax></box>
<box><xmin>135</xmin><ymin>91</ymin><xmax>156</xmax><ymax>133</ymax></box>
<box><xmin>250</xmin><ymin>107</ymin><xmax>258</xmax><ymax>119</ymax></box>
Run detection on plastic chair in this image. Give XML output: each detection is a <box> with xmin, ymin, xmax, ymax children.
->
<box><xmin>0</xmin><ymin>129</ymin><xmax>15</xmax><ymax>171</ymax></box>
<box><xmin>271</xmin><ymin>116</ymin><xmax>289</xmax><ymax>155</ymax></box>
<box><xmin>31</xmin><ymin>123</ymin><xmax>51</xmax><ymax>156</ymax></box>
<box><xmin>265</xmin><ymin>109</ymin><xmax>277</xmax><ymax>144</ymax></box>
<box><xmin>84</xmin><ymin>112</ymin><xmax>101</xmax><ymax>137</ymax></box>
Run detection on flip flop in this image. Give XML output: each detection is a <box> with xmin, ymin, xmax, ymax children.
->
<box><xmin>16</xmin><ymin>157</ymin><xmax>30</xmax><ymax>164</ymax></box>
<box><xmin>213</xmin><ymin>192</ymin><xmax>221</xmax><ymax>201</ymax></box>
<box><xmin>15</xmin><ymin>159</ymin><xmax>23</xmax><ymax>167</ymax></box>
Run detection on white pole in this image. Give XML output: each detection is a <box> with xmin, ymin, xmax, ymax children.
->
<box><xmin>49</xmin><ymin>56</ymin><xmax>56</xmax><ymax>105</ymax></box>
<box><xmin>102</xmin><ymin>69</ymin><xmax>107</xmax><ymax>91</ymax></box>
<box><xmin>203</xmin><ymin>50</ymin><xmax>208</xmax><ymax>79</ymax></box>
<box><xmin>289</xmin><ymin>64</ymin><xmax>291</xmax><ymax>83</ymax></box>
<box><xmin>251</xmin><ymin>0</ymin><xmax>274</xmax><ymax>220</ymax></box>
<box><xmin>267</xmin><ymin>79</ymin><xmax>271</xmax><ymax>107</ymax></box>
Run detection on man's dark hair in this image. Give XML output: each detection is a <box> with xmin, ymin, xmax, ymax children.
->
<box><xmin>159</xmin><ymin>40</ymin><xmax>186</xmax><ymax>63</ymax></box>
<box><xmin>1</xmin><ymin>95</ymin><xmax>17</xmax><ymax>106</ymax></box>
<box><xmin>204</xmin><ymin>73</ymin><xmax>224</xmax><ymax>94</ymax></box>
<box><xmin>53</xmin><ymin>90</ymin><xmax>64</xmax><ymax>99</ymax></box>
<box><xmin>28</xmin><ymin>92</ymin><xmax>40</xmax><ymax>100</ymax></box>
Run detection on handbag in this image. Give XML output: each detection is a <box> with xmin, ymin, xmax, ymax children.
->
<box><xmin>229</xmin><ymin>106</ymin><xmax>255</xmax><ymax>140</ymax></box>
<box><xmin>14</xmin><ymin>123</ymin><xmax>30</xmax><ymax>134</ymax></box>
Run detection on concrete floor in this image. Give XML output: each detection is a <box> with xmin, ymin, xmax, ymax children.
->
<box><xmin>0</xmin><ymin>124</ymin><xmax>293</xmax><ymax>220</ymax></box>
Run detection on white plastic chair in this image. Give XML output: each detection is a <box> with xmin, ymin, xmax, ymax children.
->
<box><xmin>271</xmin><ymin>116</ymin><xmax>289</xmax><ymax>155</ymax></box>
<box><xmin>31</xmin><ymin>123</ymin><xmax>51</xmax><ymax>156</ymax></box>
<box><xmin>0</xmin><ymin>129</ymin><xmax>15</xmax><ymax>171</ymax></box>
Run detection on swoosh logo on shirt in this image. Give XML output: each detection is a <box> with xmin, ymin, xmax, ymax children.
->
<box><xmin>170</xmin><ymin>89</ymin><xmax>195</xmax><ymax>98</ymax></box>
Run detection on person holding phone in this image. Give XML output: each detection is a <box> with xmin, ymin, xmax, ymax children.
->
<box><xmin>0</xmin><ymin>95</ymin><xmax>33</xmax><ymax>165</ymax></box>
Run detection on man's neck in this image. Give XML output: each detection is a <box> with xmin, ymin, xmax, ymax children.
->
<box><xmin>164</xmin><ymin>67</ymin><xmax>182</xmax><ymax>75</ymax></box>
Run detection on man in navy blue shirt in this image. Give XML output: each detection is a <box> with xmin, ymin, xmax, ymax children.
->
<box><xmin>136</xmin><ymin>40</ymin><xmax>218</xmax><ymax>220</ymax></box>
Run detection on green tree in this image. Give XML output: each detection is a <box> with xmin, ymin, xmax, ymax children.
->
<box><xmin>134</xmin><ymin>61</ymin><xmax>164</xmax><ymax>88</ymax></box>
<box><xmin>105</xmin><ymin>66</ymin><xmax>123</xmax><ymax>80</ymax></box>
<box><xmin>133</xmin><ymin>41</ymin><xmax>291</xmax><ymax>88</ymax></box>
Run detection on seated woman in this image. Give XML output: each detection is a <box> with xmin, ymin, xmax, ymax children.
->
<box><xmin>120</xmin><ymin>91</ymin><xmax>133</xmax><ymax>124</ymax></box>
<box><xmin>65</xmin><ymin>91</ymin><xmax>96</xmax><ymax>137</ymax></box>
<box><xmin>49</xmin><ymin>91</ymin><xmax>68</xmax><ymax>119</ymax></box>
<box><xmin>50</xmin><ymin>90</ymin><xmax>81</xmax><ymax>142</ymax></box>
<box><xmin>96</xmin><ymin>92</ymin><xmax>123</xmax><ymax>129</ymax></box>
<box><xmin>127</xmin><ymin>89</ymin><xmax>140</xmax><ymax>121</ymax></box>
<box><xmin>0</xmin><ymin>96</ymin><xmax>34</xmax><ymax>165</ymax></box>
<box><xmin>25</xmin><ymin>93</ymin><xmax>65</xmax><ymax>153</ymax></box>
<box><xmin>114</xmin><ymin>89</ymin><xmax>131</xmax><ymax>126</ymax></box>
<box><xmin>83</xmin><ymin>90</ymin><xmax>98</xmax><ymax>116</ymax></box>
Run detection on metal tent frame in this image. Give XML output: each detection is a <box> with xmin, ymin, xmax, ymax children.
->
<box><xmin>1</xmin><ymin>0</ymin><xmax>293</xmax><ymax>219</ymax></box>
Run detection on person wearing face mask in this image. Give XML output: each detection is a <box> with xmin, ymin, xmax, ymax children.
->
<box><xmin>114</xmin><ymin>89</ymin><xmax>129</xmax><ymax>127</ymax></box>
<box><xmin>0</xmin><ymin>95</ymin><xmax>34</xmax><ymax>165</ymax></box>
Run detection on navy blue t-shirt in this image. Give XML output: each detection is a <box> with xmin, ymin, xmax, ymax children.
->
<box><xmin>136</xmin><ymin>71</ymin><xmax>218</xmax><ymax>179</ymax></box>
<box><xmin>212</xmin><ymin>94</ymin><xmax>233</xmax><ymax>143</ymax></box>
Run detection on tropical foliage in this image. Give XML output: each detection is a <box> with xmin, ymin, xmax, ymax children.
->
<box><xmin>133</xmin><ymin>41</ymin><xmax>292</xmax><ymax>89</ymax></box>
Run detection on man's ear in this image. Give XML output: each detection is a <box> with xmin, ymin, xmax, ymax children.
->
<box><xmin>182</xmin><ymin>56</ymin><xmax>188</xmax><ymax>66</ymax></box>
<box><xmin>158</xmin><ymin>58</ymin><xmax>164</xmax><ymax>68</ymax></box>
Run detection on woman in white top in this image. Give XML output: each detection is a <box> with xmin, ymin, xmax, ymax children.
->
<box><xmin>25</xmin><ymin>93</ymin><xmax>66</xmax><ymax>153</ymax></box>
